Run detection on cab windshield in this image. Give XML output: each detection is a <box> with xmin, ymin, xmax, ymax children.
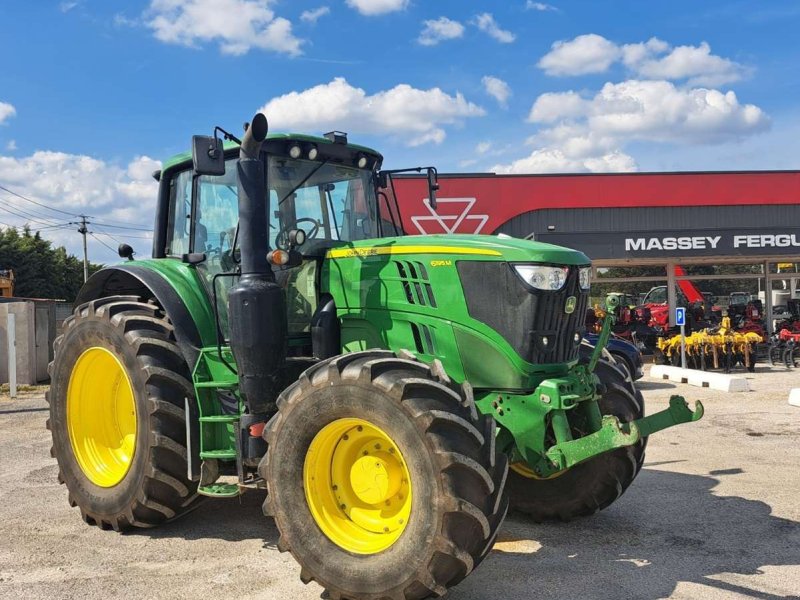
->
<box><xmin>268</xmin><ymin>157</ymin><xmax>401</xmax><ymax>250</ymax></box>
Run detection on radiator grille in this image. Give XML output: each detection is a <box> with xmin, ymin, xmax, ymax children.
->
<box><xmin>457</xmin><ymin>261</ymin><xmax>588</xmax><ymax>365</ymax></box>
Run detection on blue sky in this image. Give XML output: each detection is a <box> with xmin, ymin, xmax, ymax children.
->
<box><xmin>1</xmin><ymin>0</ymin><xmax>799</xmax><ymax>261</ymax></box>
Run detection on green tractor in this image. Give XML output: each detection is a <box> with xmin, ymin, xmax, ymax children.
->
<box><xmin>47</xmin><ymin>113</ymin><xmax>702</xmax><ymax>599</ymax></box>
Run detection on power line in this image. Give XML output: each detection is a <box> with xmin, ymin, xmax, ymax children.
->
<box><xmin>89</xmin><ymin>220</ymin><xmax>151</xmax><ymax>232</ymax></box>
<box><xmin>0</xmin><ymin>192</ymin><xmax>68</xmax><ymax>224</ymax></box>
<box><xmin>89</xmin><ymin>232</ymin><xmax>119</xmax><ymax>255</ymax></box>
<box><xmin>92</xmin><ymin>229</ymin><xmax>123</xmax><ymax>245</ymax></box>
<box><xmin>0</xmin><ymin>184</ymin><xmax>79</xmax><ymax>218</ymax></box>
<box><xmin>33</xmin><ymin>223</ymin><xmax>74</xmax><ymax>232</ymax></box>
<box><xmin>93</xmin><ymin>225</ymin><xmax>152</xmax><ymax>240</ymax></box>
<box><xmin>0</xmin><ymin>201</ymin><xmax>66</xmax><ymax>227</ymax></box>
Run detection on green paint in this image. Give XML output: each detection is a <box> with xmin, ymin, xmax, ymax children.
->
<box><xmin>634</xmin><ymin>395</ymin><xmax>705</xmax><ymax>438</ymax></box>
<box><xmin>543</xmin><ymin>395</ymin><xmax>704</xmax><ymax>474</ymax></box>
<box><xmin>589</xmin><ymin>308</ymin><xmax>614</xmax><ymax>373</ymax></box>
<box><xmin>198</xmin><ymin>482</ymin><xmax>241</xmax><ymax>498</ymax></box>
<box><xmin>192</xmin><ymin>347</ymin><xmax>241</xmax><ymax>461</ymax></box>
<box><xmin>130</xmin><ymin>258</ymin><xmax>219</xmax><ymax>346</ymax></box>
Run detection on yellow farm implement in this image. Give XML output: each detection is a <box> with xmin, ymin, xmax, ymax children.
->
<box><xmin>657</xmin><ymin>318</ymin><xmax>763</xmax><ymax>373</ymax></box>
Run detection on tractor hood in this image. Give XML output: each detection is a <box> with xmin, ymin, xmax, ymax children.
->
<box><xmin>326</xmin><ymin>234</ymin><xmax>591</xmax><ymax>266</ymax></box>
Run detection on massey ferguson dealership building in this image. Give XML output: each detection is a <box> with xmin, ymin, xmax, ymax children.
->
<box><xmin>392</xmin><ymin>170</ymin><xmax>800</xmax><ymax>329</ymax></box>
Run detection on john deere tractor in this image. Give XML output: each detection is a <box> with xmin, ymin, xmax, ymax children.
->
<box><xmin>47</xmin><ymin>113</ymin><xmax>702</xmax><ymax>600</ymax></box>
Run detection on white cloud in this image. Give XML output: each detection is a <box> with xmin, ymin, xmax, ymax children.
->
<box><xmin>259</xmin><ymin>77</ymin><xmax>485</xmax><ymax>146</ymax></box>
<box><xmin>493</xmin><ymin>148</ymin><xmax>636</xmax><ymax>174</ymax></box>
<box><xmin>530</xmin><ymin>80</ymin><xmax>769</xmax><ymax>144</ymax></box>
<box><xmin>5</xmin><ymin>140</ymin><xmax>16</xmax><ymax>151</ymax></box>
<box><xmin>59</xmin><ymin>1</ymin><xmax>79</xmax><ymax>12</ymax></box>
<box><xmin>496</xmin><ymin>79</ymin><xmax>769</xmax><ymax>174</ymax></box>
<box><xmin>145</xmin><ymin>0</ymin><xmax>304</xmax><ymax>56</ymax></box>
<box><xmin>113</xmin><ymin>13</ymin><xmax>140</xmax><ymax>27</ymax></box>
<box><xmin>346</xmin><ymin>0</ymin><xmax>408</xmax><ymax>16</ymax></box>
<box><xmin>528</xmin><ymin>91</ymin><xmax>588</xmax><ymax>123</ymax></box>
<box><xmin>0</xmin><ymin>102</ymin><xmax>16</xmax><ymax>125</ymax></box>
<box><xmin>417</xmin><ymin>17</ymin><xmax>464</xmax><ymax>46</ymax></box>
<box><xmin>481</xmin><ymin>75</ymin><xmax>511</xmax><ymax>107</ymax></box>
<box><xmin>539</xmin><ymin>34</ymin><xmax>749</xmax><ymax>85</ymax></box>
<box><xmin>538</xmin><ymin>33</ymin><xmax>620</xmax><ymax>76</ymax></box>
<box><xmin>408</xmin><ymin>129</ymin><xmax>446</xmax><ymax>147</ymax></box>
<box><xmin>525</xmin><ymin>2</ymin><xmax>557</xmax><ymax>11</ymax></box>
<box><xmin>476</xmin><ymin>141</ymin><xmax>493</xmax><ymax>155</ymax></box>
<box><xmin>474</xmin><ymin>13</ymin><xmax>515</xmax><ymax>44</ymax></box>
<box><xmin>623</xmin><ymin>40</ymin><xmax>748</xmax><ymax>86</ymax></box>
<box><xmin>0</xmin><ymin>151</ymin><xmax>159</xmax><ymax>261</ymax></box>
<box><xmin>300</xmin><ymin>6</ymin><xmax>330</xmax><ymax>24</ymax></box>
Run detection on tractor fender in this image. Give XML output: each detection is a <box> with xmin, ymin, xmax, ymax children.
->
<box><xmin>75</xmin><ymin>265</ymin><xmax>204</xmax><ymax>368</ymax></box>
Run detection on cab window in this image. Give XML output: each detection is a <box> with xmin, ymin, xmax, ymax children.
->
<box><xmin>193</xmin><ymin>162</ymin><xmax>239</xmax><ymax>259</ymax></box>
<box><xmin>165</xmin><ymin>169</ymin><xmax>192</xmax><ymax>256</ymax></box>
<box><xmin>268</xmin><ymin>158</ymin><xmax>378</xmax><ymax>249</ymax></box>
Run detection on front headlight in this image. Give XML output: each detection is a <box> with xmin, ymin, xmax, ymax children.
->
<box><xmin>579</xmin><ymin>267</ymin><xmax>591</xmax><ymax>290</ymax></box>
<box><xmin>514</xmin><ymin>265</ymin><xmax>569</xmax><ymax>291</ymax></box>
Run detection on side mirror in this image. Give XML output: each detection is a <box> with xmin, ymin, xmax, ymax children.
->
<box><xmin>118</xmin><ymin>243</ymin><xmax>135</xmax><ymax>261</ymax></box>
<box><xmin>427</xmin><ymin>167</ymin><xmax>439</xmax><ymax>211</ymax></box>
<box><xmin>192</xmin><ymin>135</ymin><xmax>225</xmax><ymax>176</ymax></box>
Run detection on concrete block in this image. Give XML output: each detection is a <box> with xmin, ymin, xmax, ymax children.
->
<box><xmin>0</xmin><ymin>301</ymin><xmax>39</xmax><ymax>385</ymax></box>
<box><xmin>649</xmin><ymin>365</ymin><xmax>749</xmax><ymax>392</ymax></box>
<box><xmin>790</xmin><ymin>389</ymin><xmax>800</xmax><ymax>408</ymax></box>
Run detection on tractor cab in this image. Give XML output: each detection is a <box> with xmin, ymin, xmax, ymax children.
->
<box><xmin>154</xmin><ymin>126</ymin><xmax>436</xmax><ymax>353</ymax></box>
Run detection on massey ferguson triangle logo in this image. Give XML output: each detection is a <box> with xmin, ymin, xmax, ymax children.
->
<box><xmin>411</xmin><ymin>198</ymin><xmax>489</xmax><ymax>235</ymax></box>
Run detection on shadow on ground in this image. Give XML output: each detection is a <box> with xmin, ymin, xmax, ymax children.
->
<box><xmin>459</xmin><ymin>468</ymin><xmax>800</xmax><ymax>599</ymax></box>
<box><xmin>132</xmin><ymin>490</ymin><xmax>280</xmax><ymax>546</ymax></box>
<box><xmin>133</xmin><ymin>467</ymin><xmax>800</xmax><ymax>599</ymax></box>
<box><xmin>635</xmin><ymin>380</ymin><xmax>678</xmax><ymax>391</ymax></box>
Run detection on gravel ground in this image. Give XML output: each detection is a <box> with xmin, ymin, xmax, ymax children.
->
<box><xmin>1</xmin><ymin>367</ymin><xmax>799</xmax><ymax>600</ymax></box>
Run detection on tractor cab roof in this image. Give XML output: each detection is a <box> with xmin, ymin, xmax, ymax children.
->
<box><xmin>162</xmin><ymin>133</ymin><xmax>383</xmax><ymax>173</ymax></box>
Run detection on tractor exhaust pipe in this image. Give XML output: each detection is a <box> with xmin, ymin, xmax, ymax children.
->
<box><xmin>228</xmin><ymin>112</ymin><xmax>287</xmax><ymax>414</ymax></box>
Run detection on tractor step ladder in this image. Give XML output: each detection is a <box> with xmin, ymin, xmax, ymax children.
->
<box><xmin>192</xmin><ymin>347</ymin><xmax>243</xmax><ymax>497</ymax></box>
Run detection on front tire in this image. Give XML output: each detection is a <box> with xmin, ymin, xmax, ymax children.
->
<box><xmin>260</xmin><ymin>351</ymin><xmax>508</xmax><ymax>600</ymax></box>
<box><xmin>508</xmin><ymin>361</ymin><xmax>645</xmax><ymax>522</ymax></box>
<box><xmin>47</xmin><ymin>296</ymin><xmax>199</xmax><ymax>530</ymax></box>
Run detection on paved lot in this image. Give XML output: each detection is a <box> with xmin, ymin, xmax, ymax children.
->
<box><xmin>1</xmin><ymin>367</ymin><xmax>799</xmax><ymax>600</ymax></box>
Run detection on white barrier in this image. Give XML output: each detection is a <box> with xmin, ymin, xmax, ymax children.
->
<box><xmin>790</xmin><ymin>389</ymin><xmax>800</xmax><ymax>408</ymax></box>
<box><xmin>649</xmin><ymin>365</ymin><xmax>750</xmax><ymax>392</ymax></box>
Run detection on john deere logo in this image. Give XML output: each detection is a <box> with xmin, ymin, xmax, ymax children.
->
<box><xmin>565</xmin><ymin>296</ymin><xmax>577</xmax><ymax>314</ymax></box>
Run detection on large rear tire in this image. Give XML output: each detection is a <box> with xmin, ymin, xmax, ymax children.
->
<box><xmin>47</xmin><ymin>296</ymin><xmax>199</xmax><ymax>530</ymax></box>
<box><xmin>508</xmin><ymin>361</ymin><xmax>645</xmax><ymax>522</ymax></box>
<box><xmin>260</xmin><ymin>350</ymin><xmax>508</xmax><ymax>600</ymax></box>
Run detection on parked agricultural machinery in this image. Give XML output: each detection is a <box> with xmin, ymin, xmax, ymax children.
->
<box><xmin>589</xmin><ymin>264</ymin><xmax>773</xmax><ymax>372</ymax></box>
<box><xmin>47</xmin><ymin>113</ymin><xmax>703</xmax><ymax>600</ymax></box>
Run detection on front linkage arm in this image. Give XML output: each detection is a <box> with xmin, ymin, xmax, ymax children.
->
<box><xmin>545</xmin><ymin>395</ymin><xmax>704</xmax><ymax>472</ymax></box>
<box><xmin>483</xmin><ymin>305</ymin><xmax>704</xmax><ymax>478</ymax></box>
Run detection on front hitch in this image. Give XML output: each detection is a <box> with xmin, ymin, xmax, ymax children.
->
<box><xmin>544</xmin><ymin>395</ymin><xmax>704</xmax><ymax>473</ymax></box>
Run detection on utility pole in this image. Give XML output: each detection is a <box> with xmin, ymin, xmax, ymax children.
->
<box><xmin>77</xmin><ymin>215</ymin><xmax>89</xmax><ymax>282</ymax></box>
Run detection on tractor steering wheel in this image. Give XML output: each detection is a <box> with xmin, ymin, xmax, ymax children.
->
<box><xmin>276</xmin><ymin>217</ymin><xmax>320</xmax><ymax>250</ymax></box>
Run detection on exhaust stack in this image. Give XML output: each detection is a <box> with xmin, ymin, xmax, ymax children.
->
<box><xmin>228</xmin><ymin>113</ymin><xmax>287</xmax><ymax>414</ymax></box>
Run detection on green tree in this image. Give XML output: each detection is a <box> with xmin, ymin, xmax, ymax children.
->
<box><xmin>0</xmin><ymin>227</ymin><xmax>101</xmax><ymax>301</ymax></box>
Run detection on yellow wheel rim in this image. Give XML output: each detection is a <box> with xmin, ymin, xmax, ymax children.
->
<box><xmin>303</xmin><ymin>418</ymin><xmax>412</xmax><ymax>554</ymax></box>
<box><xmin>510</xmin><ymin>461</ymin><xmax>566</xmax><ymax>480</ymax></box>
<box><xmin>67</xmin><ymin>347</ymin><xmax>137</xmax><ymax>488</ymax></box>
